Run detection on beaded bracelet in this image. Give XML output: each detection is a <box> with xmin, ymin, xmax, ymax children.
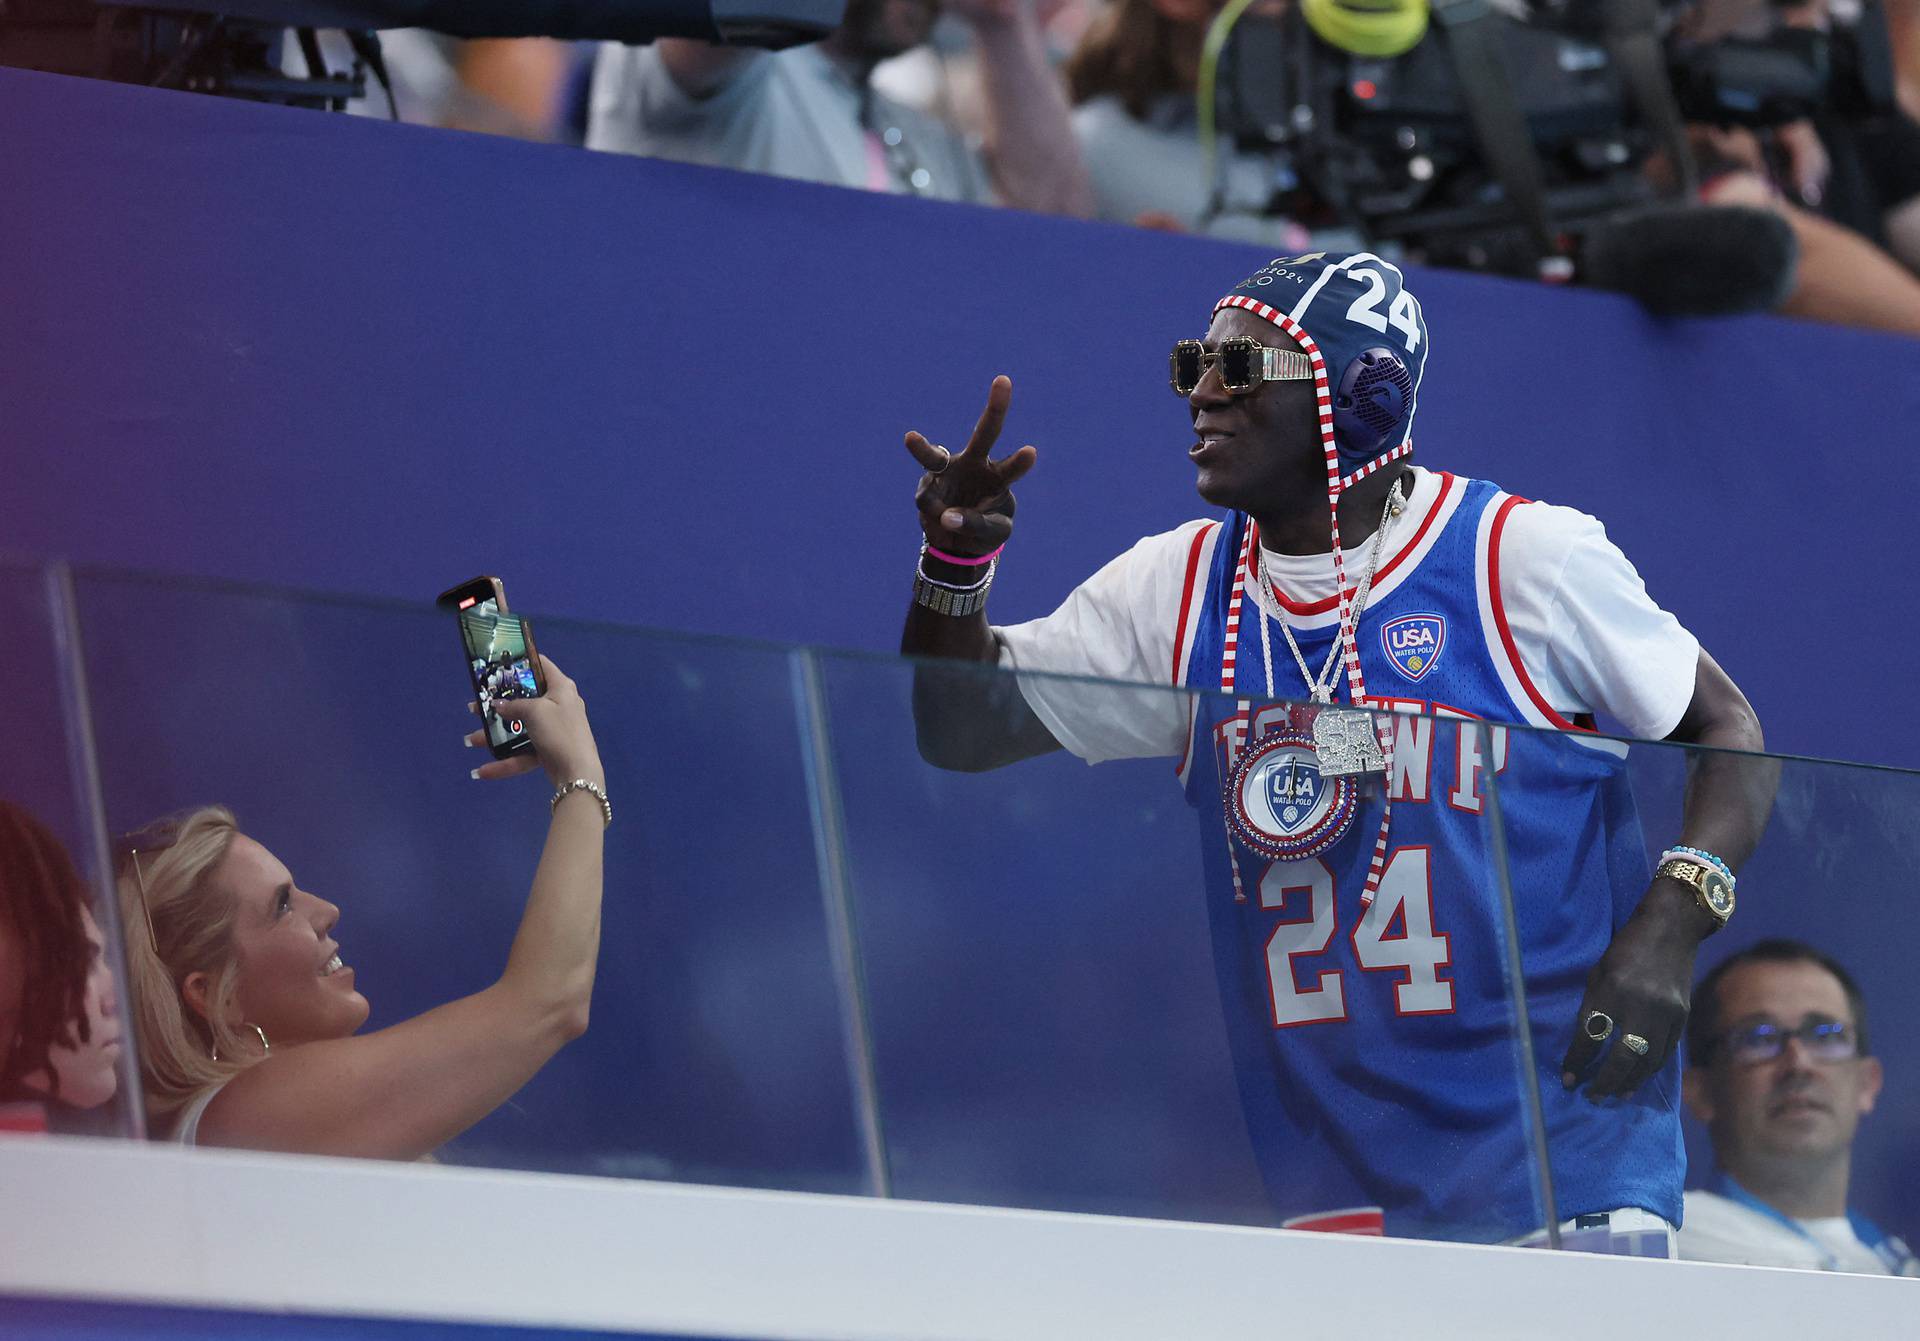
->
<box><xmin>1660</xmin><ymin>845</ymin><xmax>1733</xmax><ymax>887</ymax></box>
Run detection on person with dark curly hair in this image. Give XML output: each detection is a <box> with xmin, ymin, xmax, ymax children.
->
<box><xmin>0</xmin><ymin>801</ymin><xmax>123</xmax><ymax>1131</ymax></box>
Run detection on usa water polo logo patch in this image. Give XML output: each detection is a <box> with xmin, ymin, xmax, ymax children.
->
<box><xmin>1226</xmin><ymin>729</ymin><xmax>1358</xmax><ymax>861</ymax></box>
<box><xmin>1382</xmin><ymin>614</ymin><xmax>1446</xmax><ymax>682</ymax></box>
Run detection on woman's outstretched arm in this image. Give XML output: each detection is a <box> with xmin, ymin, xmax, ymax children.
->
<box><xmin>197</xmin><ymin>655</ymin><xmax>607</xmax><ymax>1160</ymax></box>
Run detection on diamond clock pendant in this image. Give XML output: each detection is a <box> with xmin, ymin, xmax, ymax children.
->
<box><xmin>1224</xmin><ymin>725</ymin><xmax>1360</xmax><ymax>862</ymax></box>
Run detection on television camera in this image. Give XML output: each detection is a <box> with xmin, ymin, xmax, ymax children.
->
<box><xmin>1211</xmin><ymin>0</ymin><xmax>1897</xmax><ymax>303</ymax></box>
<box><xmin>0</xmin><ymin>0</ymin><xmax>843</xmax><ymax>109</ymax></box>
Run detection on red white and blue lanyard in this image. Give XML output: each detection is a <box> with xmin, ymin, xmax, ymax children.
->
<box><xmin>1709</xmin><ymin>1172</ymin><xmax>1917</xmax><ymax>1275</ymax></box>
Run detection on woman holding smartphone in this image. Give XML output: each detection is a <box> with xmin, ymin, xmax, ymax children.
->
<box><xmin>116</xmin><ymin>653</ymin><xmax>606</xmax><ymax>1158</ymax></box>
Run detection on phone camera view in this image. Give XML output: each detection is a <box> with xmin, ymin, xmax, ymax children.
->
<box><xmin>460</xmin><ymin>600</ymin><xmax>541</xmax><ymax>750</ymax></box>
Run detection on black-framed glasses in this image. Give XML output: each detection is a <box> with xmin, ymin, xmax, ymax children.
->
<box><xmin>1170</xmin><ymin>337</ymin><xmax>1315</xmax><ymax>396</ymax></box>
<box><xmin>1714</xmin><ymin>1018</ymin><xmax>1859</xmax><ymax>1066</ymax></box>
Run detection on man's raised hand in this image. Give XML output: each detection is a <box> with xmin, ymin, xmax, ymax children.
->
<box><xmin>906</xmin><ymin>375</ymin><xmax>1038</xmax><ymax>557</ymax></box>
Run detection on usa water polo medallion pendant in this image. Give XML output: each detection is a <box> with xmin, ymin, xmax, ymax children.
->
<box><xmin>1225</xmin><ymin>727</ymin><xmax>1358</xmax><ymax>861</ymax></box>
<box><xmin>1311</xmin><ymin>706</ymin><xmax>1387</xmax><ymax>778</ymax></box>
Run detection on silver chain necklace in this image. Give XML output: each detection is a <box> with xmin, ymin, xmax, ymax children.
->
<box><xmin>1252</xmin><ymin>475</ymin><xmax>1407</xmax><ymax>704</ymax></box>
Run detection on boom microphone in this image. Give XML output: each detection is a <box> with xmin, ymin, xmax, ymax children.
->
<box><xmin>1581</xmin><ymin>204</ymin><xmax>1800</xmax><ymax>317</ymax></box>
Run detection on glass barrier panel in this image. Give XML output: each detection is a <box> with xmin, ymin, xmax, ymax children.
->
<box><xmin>48</xmin><ymin>560</ymin><xmax>1920</xmax><ymax>1272</ymax></box>
<box><xmin>0</xmin><ymin>560</ymin><xmax>143</xmax><ymax>1139</ymax></box>
<box><xmin>816</xmin><ymin>650</ymin><xmax>1552</xmax><ymax>1244</ymax></box>
<box><xmin>69</xmin><ymin>570</ymin><xmax>870</xmax><ymax>1192</ymax></box>
<box><xmin>1500</xmin><ymin>721</ymin><xmax>1920</xmax><ymax>1271</ymax></box>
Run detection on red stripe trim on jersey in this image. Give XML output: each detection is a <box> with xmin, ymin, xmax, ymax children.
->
<box><xmin>1258</xmin><ymin>471</ymin><xmax>1458</xmax><ymax>616</ymax></box>
<box><xmin>1488</xmin><ymin>496</ymin><xmax>1589</xmax><ymax>733</ymax></box>
<box><xmin>1170</xmin><ymin>522</ymin><xmax>1216</xmax><ymax>686</ymax></box>
<box><xmin>1284</xmin><ymin>1210</ymin><xmax>1387</xmax><ymax>1236</ymax></box>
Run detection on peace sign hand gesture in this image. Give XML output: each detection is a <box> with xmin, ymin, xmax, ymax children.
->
<box><xmin>905</xmin><ymin>375</ymin><xmax>1038</xmax><ymax>559</ymax></box>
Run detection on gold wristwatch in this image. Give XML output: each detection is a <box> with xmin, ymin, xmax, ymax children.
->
<box><xmin>1655</xmin><ymin>857</ymin><xmax>1735</xmax><ymax>931</ymax></box>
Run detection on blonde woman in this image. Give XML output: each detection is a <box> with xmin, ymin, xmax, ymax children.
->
<box><xmin>116</xmin><ymin>654</ymin><xmax>605</xmax><ymax>1158</ymax></box>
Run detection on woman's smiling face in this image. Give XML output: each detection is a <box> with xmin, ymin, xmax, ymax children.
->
<box><xmin>211</xmin><ymin>835</ymin><xmax>369</xmax><ymax>1047</ymax></box>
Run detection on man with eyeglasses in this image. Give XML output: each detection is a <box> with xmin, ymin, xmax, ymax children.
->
<box><xmin>898</xmin><ymin>251</ymin><xmax>1775</xmax><ymax>1246</ymax></box>
<box><xmin>1680</xmin><ymin>939</ymin><xmax>1917</xmax><ymax>1273</ymax></box>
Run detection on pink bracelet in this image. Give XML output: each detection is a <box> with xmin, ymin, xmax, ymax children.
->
<box><xmin>925</xmin><ymin>543</ymin><xmax>1004</xmax><ymax>567</ymax></box>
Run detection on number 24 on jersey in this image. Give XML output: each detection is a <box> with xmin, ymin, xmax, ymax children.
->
<box><xmin>1261</xmin><ymin>847</ymin><xmax>1454</xmax><ymax>1027</ymax></box>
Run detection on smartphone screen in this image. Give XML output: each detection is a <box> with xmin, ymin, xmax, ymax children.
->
<box><xmin>456</xmin><ymin>596</ymin><xmax>542</xmax><ymax>752</ymax></box>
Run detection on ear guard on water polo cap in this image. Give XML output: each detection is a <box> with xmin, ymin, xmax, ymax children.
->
<box><xmin>1212</xmin><ymin>251</ymin><xmax>1429</xmax><ymax>488</ymax></box>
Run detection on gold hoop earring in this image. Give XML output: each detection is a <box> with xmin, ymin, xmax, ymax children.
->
<box><xmin>210</xmin><ymin>1025</ymin><xmax>271</xmax><ymax>1062</ymax></box>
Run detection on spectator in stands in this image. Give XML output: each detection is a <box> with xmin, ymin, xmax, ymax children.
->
<box><xmin>586</xmin><ymin>0</ymin><xmax>1094</xmax><ymax>215</ymax></box>
<box><xmin>398</xmin><ymin>34</ymin><xmax>585</xmax><ymax>140</ymax></box>
<box><xmin>115</xmin><ymin>655</ymin><xmax>608</xmax><ymax>1158</ymax></box>
<box><xmin>304</xmin><ymin>30</ymin><xmax>584</xmax><ymax>140</ymax></box>
<box><xmin>898</xmin><ymin>253</ymin><xmax>1775</xmax><ymax>1246</ymax></box>
<box><xmin>0</xmin><ymin>802</ymin><xmax>123</xmax><ymax>1131</ymax></box>
<box><xmin>1065</xmin><ymin>0</ymin><xmax>1315</xmax><ymax>244</ymax></box>
<box><xmin>1680</xmin><ymin>939</ymin><xmax>1918</xmax><ymax>1273</ymax></box>
<box><xmin>865</xmin><ymin>0</ymin><xmax>1099</xmax><ymax>149</ymax></box>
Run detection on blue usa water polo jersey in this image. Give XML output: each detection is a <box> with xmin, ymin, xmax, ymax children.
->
<box><xmin>1177</xmin><ymin>474</ymin><xmax>1683</xmax><ymax>1243</ymax></box>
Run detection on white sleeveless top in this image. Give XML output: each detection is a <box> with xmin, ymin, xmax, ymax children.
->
<box><xmin>170</xmin><ymin>1080</ymin><xmax>230</xmax><ymax>1146</ymax></box>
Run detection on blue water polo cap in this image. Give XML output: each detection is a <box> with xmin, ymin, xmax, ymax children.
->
<box><xmin>1213</xmin><ymin>251</ymin><xmax>1430</xmax><ymax>485</ymax></box>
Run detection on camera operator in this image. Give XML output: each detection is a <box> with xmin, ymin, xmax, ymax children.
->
<box><xmin>1065</xmin><ymin>0</ymin><xmax>1321</xmax><ymax>244</ymax></box>
<box><xmin>1674</xmin><ymin>0</ymin><xmax>1920</xmax><ymax>331</ymax></box>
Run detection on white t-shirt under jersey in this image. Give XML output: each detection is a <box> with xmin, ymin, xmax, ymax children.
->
<box><xmin>994</xmin><ymin>467</ymin><xmax>1699</xmax><ymax>763</ymax></box>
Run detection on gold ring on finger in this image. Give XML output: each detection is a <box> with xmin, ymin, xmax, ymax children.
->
<box><xmin>929</xmin><ymin>444</ymin><xmax>952</xmax><ymax>475</ymax></box>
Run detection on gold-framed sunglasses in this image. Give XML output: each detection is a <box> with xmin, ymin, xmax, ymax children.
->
<box><xmin>1170</xmin><ymin>337</ymin><xmax>1315</xmax><ymax>396</ymax></box>
<box><xmin>114</xmin><ymin>824</ymin><xmax>180</xmax><ymax>955</ymax></box>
